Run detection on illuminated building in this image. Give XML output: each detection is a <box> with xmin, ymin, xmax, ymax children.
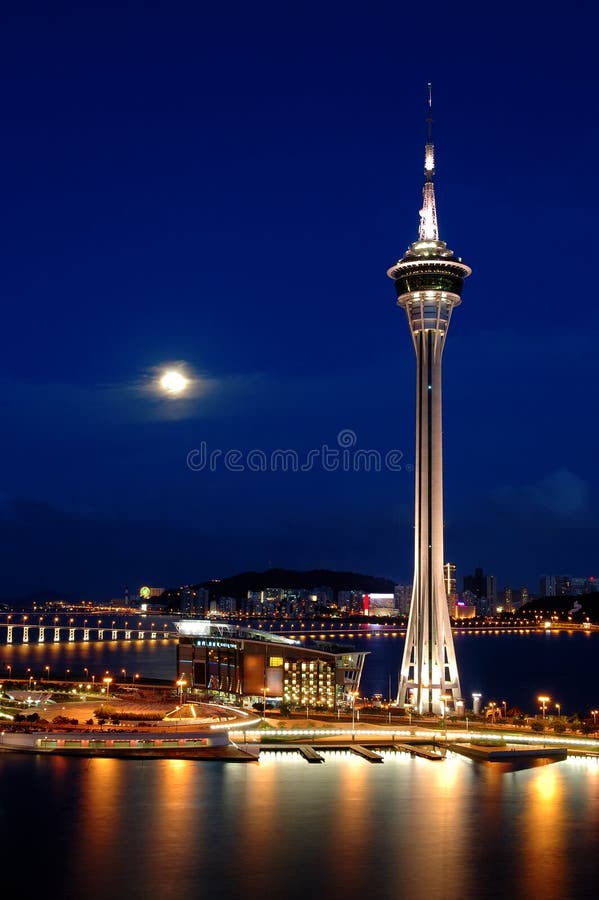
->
<box><xmin>176</xmin><ymin>620</ymin><xmax>367</xmax><ymax>709</ymax></box>
<box><xmin>365</xmin><ymin>593</ymin><xmax>396</xmax><ymax>617</ymax></box>
<box><xmin>444</xmin><ymin>562</ymin><xmax>457</xmax><ymax>615</ymax></box>
<box><xmin>387</xmin><ymin>87</ymin><xmax>470</xmax><ymax>714</ymax></box>
<box><xmin>139</xmin><ymin>585</ymin><xmax>164</xmax><ymax>600</ymax></box>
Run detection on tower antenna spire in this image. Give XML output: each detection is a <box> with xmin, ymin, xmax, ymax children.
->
<box><xmin>427</xmin><ymin>81</ymin><xmax>433</xmax><ymax>143</ymax></box>
<box><xmin>419</xmin><ymin>81</ymin><xmax>438</xmax><ymax>240</ymax></box>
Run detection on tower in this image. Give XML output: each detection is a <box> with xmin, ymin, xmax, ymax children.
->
<box><xmin>387</xmin><ymin>86</ymin><xmax>471</xmax><ymax>715</ymax></box>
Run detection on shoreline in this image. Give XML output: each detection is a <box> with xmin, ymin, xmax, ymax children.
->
<box><xmin>2</xmin><ymin>715</ymin><xmax>599</xmax><ymax>761</ymax></box>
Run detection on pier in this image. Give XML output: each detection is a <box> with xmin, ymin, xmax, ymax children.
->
<box><xmin>347</xmin><ymin>744</ymin><xmax>384</xmax><ymax>762</ymax></box>
<box><xmin>445</xmin><ymin>741</ymin><xmax>568</xmax><ymax>763</ymax></box>
<box><xmin>393</xmin><ymin>743</ymin><xmax>444</xmax><ymax>761</ymax></box>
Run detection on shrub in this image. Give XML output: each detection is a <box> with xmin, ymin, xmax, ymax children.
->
<box><xmin>94</xmin><ymin>706</ymin><xmax>118</xmax><ymax>719</ymax></box>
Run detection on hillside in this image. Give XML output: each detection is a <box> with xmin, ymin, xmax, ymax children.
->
<box><xmin>200</xmin><ymin>568</ymin><xmax>396</xmax><ymax>599</ymax></box>
<box><xmin>162</xmin><ymin>568</ymin><xmax>396</xmax><ymax>608</ymax></box>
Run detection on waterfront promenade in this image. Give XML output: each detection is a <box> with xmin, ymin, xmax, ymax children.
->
<box><xmin>1</xmin><ymin>688</ymin><xmax>598</xmax><ymax>763</ymax></box>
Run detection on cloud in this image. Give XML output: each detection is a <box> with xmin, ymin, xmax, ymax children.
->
<box><xmin>493</xmin><ymin>468</ymin><xmax>589</xmax><ymax>519</ymax></box>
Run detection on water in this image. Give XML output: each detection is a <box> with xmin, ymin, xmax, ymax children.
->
<box><xmin>2</xmin><ymin>630</ymin><xmax>599</xmax><ymax>899</ymax></box>
<box><xmin>0</xmin><ymin>749</ymin><xmax>598</xmax><ymax>900</ymax></box>
<box><xmin>2</xmin><ymin>628</ymin><xmax>598</xmax><ymax>715</ymax></box>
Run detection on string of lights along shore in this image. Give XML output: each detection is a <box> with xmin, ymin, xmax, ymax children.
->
<box><xmin>387</xmin><ymin>85</ymin><xmax>471</xmax><ymax>715</ymax></box>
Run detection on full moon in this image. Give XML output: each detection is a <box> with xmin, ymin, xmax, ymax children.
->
<box><xmin>160</xmin><ymin>370</ymin><xmax>189</xmax><ymax>395</ymax></box>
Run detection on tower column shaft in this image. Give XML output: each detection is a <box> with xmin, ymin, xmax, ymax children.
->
<box><xmin>394</xmin><ymin>295</ymin><xmax>463</xmax><ymax>715</ymax></box>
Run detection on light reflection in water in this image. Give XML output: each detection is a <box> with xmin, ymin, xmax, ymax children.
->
<box><xmin>2</xmin><ymin>751</ymin><xmax>599</xmax><ymax>900</ymax></box>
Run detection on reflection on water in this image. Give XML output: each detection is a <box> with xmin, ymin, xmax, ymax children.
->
<box><xmin>0</xmin><ymin>637</ymin><xmax>178</xmax><ymax>682</ymax></box>
<box><xmin>1</xmin><ymin>751</ymin><xmax>598</xmax><ymax>900</ymax></box>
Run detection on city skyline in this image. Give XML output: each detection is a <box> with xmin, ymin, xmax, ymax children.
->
<box><xmin>0</xmin><ymin>3</ymin><xmax>597</xmax><ymax>599</ymax></box>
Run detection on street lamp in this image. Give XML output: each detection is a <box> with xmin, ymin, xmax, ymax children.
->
<box><xmin>591</xmin><ymin>709</ymin><xmax>598</xmax><ymax>730</ymax></box>
<box><xmin>538</xmin><ymin>696</ymin><xmax>550</xmax><ymax>720</ymax></box>
<box><xmin>44</xmin><ymin>665</ymin><xmax>50</xmax><ymax>681</ymax></box>
<box><xmin>351</xmin><ymin>691</ymin><xmax>359</xmax><ymax>735</ymax></box>
<box><xmin>121</xmin><ymin>668</ymin><xmax>127</xmax><ymax>682</ymax></box>
<box><xmin>176</xmin><ymin>677</ymin><xmax>187</xmax><ymax>705</ymax></box>
<box><xmin>262</xmin><ymin>685</ymin><xmax>269</xmax><ymax>719</ymax></box>
<box><xmin>502</xmin><ymin>700</ymin><xmax>507</xmax><ymax>720</ymax></box>
<box><xmin>103</xmin><ymin>676</ymin><xmax>113</xmax><ymax>698</ymax></box>
<box><xmin>555</xmin><ymin>703</ymin><xmax>561</xmax><ymax>718</ymax></box>
<box><xmin>6</xmin><ymin>664</ymin><xmax>11</xmax><ymax>680</ymax></box>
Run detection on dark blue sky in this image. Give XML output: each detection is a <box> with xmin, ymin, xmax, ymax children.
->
<box><xmin>0</xmin><ymin>0</ymin><xmax>597</xmax><ymax>600</ymax></box>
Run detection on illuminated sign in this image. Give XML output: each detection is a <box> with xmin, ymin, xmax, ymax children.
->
<box><xmin>195</xmin><ymin>639</ymin><xmax>238</xmax><ymax>650</ymax></box>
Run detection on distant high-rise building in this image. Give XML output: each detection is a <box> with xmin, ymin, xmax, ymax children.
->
<box><xmin>338</xmin><ymin>590</ymin><xmax>366</xmax><ymax>614</ymax></box>
<box><xmin>463</xmin><ymin>567</ymin><xmax>485</xmax><ymax>600</ymax></box>
<box><xmin>394</xmin><ymin>584</ymin><xmax>412</xmax><ymax>616</ymax></box>
<box><xmin>539</xmin><ymin>575</ymin><xmax>557</xmax><ymax>597</ymax></box>
<box><xmin>557</xmin><ymin>576</ymin><xmax>572</xmax><ymax>595</ymax></box>
<box><xmin>180</xmin><ymin>587</ymin><xmax>209</xmax><ymax>617</ymax></box>
<box><xmin>443</xmin><ymin>562</ymin><xmax>457</xmax><ymax>615</ymax></box>
<box><xmin>487</xmin><ymin>575</ymin><xmax>497</xmax><ymax>614</ymax></box>
<box><xmin>540</xmin><ymin>574</ymin><xmax>597</xmax><ymax>597</ymax></box>
<box><xmin>463</xmin><ymin>567</ymin><xmax>496</xmax><ymax>615</ymax></box>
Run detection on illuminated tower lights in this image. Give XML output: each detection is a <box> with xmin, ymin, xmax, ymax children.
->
<box><xmin>387</xmin><ymin>86</ymin><xmax>471</xmax><ymax>715</ymax></box>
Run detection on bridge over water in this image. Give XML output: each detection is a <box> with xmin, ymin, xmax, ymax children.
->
<box><xmin>0</xmin><ymin>619</ymin><xmax>178</xmax><ymax>646</ymax></box>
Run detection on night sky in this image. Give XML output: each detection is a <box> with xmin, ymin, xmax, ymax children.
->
<box><xmin>0</xmin><ymin>1</ymin><xmax>597</xmax><ymax>601</ymax></box>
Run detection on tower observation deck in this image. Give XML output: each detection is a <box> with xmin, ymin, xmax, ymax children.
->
<box><xmin>387</xmin><ymin>87</ymin><xmax>471</xmax><ymax>715</ymax></box>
